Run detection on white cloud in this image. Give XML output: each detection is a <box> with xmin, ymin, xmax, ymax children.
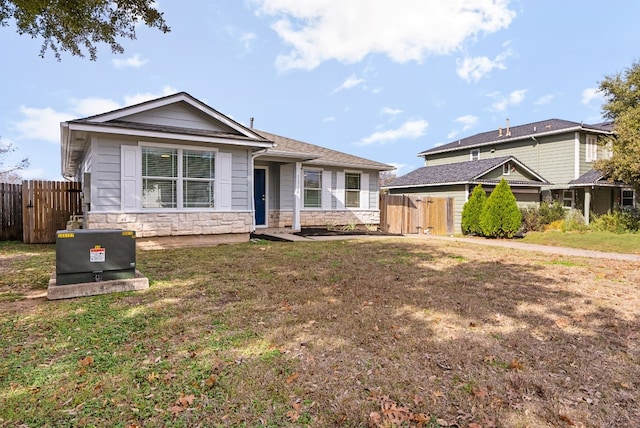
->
<box><xmin>14</xmin><ymin>107</ymin><xmax>74</xmax><ymax>142</ymax></box>
<box><xmin>489</xmin><ymin>89</ymin><xmax>527</xmax><ymax>112</ymax></box>
<box><xmin>252</xmin><ymin>0</ymin><xmax>516</xmax><ymax>71</ymax></box>
<box><xmin>356</xmin><ymin>119</ymin><xmax>428</xmax><ymax>146</ymax></box>
<box><xmin>333</xmin><ymin>74</ymin><xmax>365</xmax><ymax>92</ymax></box>
<box><xmin>456</xmin><ymin>49</ymin><xmax>511</xmax><ymax>83</ymax></box>
<box><xmin>381</xmin><ymin>107</ymin><xmax>402</xmax><ymax>116</ymax></box>
<box><xmin>112</xmin><ymin>54</ymin><xmax>148</xmax><ymax>69</ymax></box>
<box><xmin>12</xmin><ymin>87</ymin><xmax>179</xmax><ymax>143</ymax></box>
<box><xmin>581</xmin><ymin>87</ymin><xmax>602</xmax><ymax>105</ymax></box>
<box><xmin>240</xmin><ymin>32</ymin><xmax>257</xmax><ymax>52</ymax></box>
<box><xmin>322</xmin><ymin>116</ymin><xmax>335</xmax><ymax>122</ymax></box>
<box><xmin>534</xmin><ymin>93</ymin><xmax>555</xmax><ymax>105</ymax></box>
<box><xmin>123</xmin><ymin>86</ymin><xmax>178</xmax><ymax>106</ymax></box>
<box><xmin>447</xmin><ymin>114</ymin><xmax>478</xmax><ymax>139</ymax></box>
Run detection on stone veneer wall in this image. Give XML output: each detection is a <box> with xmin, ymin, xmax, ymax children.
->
<box><xmin>86</xmin><ymin>212</ymin><xmax>253</xmax><ymax>237</ymax></box>
<box><xmin>268</xmin><ymin>210</ymin><xmax>380</xmax><ymax>228</ymax></box>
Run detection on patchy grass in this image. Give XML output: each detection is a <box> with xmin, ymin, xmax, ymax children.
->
<box><xmin>1</xmin><ymin>238</ymin><xmax>639</xmax><ymax>427</ymax></box>
<box><xmin>522</xmin><ymin>230</ymin><xmax>640</xmax><ymax>254</ymax></box>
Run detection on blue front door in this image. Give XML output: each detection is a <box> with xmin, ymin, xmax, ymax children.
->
<box><xmin>254</xmin><ymin>168</ymin><xmax>266</xmax><ymax>226</ymax></box>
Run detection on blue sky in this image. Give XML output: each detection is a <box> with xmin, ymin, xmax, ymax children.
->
<box><xmin>1</xmin><ymin>0</ymin><xmax>639</xmax><ymax>180</ymax></box>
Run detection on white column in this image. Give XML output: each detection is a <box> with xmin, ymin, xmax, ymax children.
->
<box><xmin>293</xmin><ymin>162</ymin><xmax>301</xmax><ymax>231</ymax></box>
<box><xmin>584</xmin><ymin>187</ymin><xmax>591</xmax><ymax>224</ymax></box>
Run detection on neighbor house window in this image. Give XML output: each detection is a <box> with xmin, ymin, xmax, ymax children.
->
<box><xmin>562</xmin><ymin>190</ymin><xmax>575</xmax><ymax>208</ymax></box>
<box><xmin>502</xmin><ymin>162</ymin><xmax>516</xmax><ymax>175</ymax></box>
<box><xmin>303</xmin><ymin>170</ymin><xmax>322</xmax><ymax>208</ymax></box>
<box><xmin>621</xmin><ymin>189</ymin><xmax>635</xmax><ymax>208</ymax></box>
<box><xmin>142</xmin><ymin>146</ymin><xmax>215</xmax><ymax>209</ymax></box>
<box><xmin>345</xmin><ymin>172</ymin><xmax>361</xmax><ymax>208</ymax></box>
<box><xmin>586</xmin><ymin>135</ymin><xmax>597</xmax><ymax>162</ymax></box>
<box><xmin>470</xmin><ymin>149</ymin><xmax>480</xmax><ymax>161</ymax></box>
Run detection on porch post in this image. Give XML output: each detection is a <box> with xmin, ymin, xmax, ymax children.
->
<box><xmin>584</xmin><ymin>187</ymin><xmax>591</xmax><ymax>224</ymax></box>
<box><xmin>293</xmin><ymin>162</ymin><xmax>301</xmax><ymax>231</ymax></box>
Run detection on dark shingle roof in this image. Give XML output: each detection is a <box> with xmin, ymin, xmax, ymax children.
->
<box><xmin>254</xmin><ymin>130</ymin><xmax>394</xmax><ymax>171</ymax></box>
<box><xmin>569</xmin><ymin>169</ymin><xmax>623</xmax><ymax>187</ymax></box>
<box><xmin>385</xmin><ymin>156</ymin><xmax>548</xmax><ymax>188</ymax></box>
<box><xmin>419</xmin><ymin>119</ymin><xmax>614</xmax><ymax>156</ymax></box>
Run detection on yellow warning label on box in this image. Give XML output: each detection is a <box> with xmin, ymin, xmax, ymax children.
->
<box><xmin>57</xmin><ymin>232</ymin><xmax>75</xmax><ymax>239</ymax></box>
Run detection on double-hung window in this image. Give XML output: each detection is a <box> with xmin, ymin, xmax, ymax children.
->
<box><xmin>142</xmin><ymin>147</ymin><xmax>178</xmax><ymax>208</ymax></box>
<box><xmin>470</xmin><ymin>149</ymin><xmax>480</xmax><ymax>161</ymax></box>
<box><xmin>183</xmin><ymin>150</ymin><xmax>215</xmax><ymax>208</ymax></box>
<box><xmin>621</xmin><ymin>189</ymin><xmax>635</xmax><ymax>209</ymax></box>
<box><xmin>303</xmin><ymin>170</ymin><xmax>322</xmax><ymax>208</ymax></box>
<box><xmin>141</xmin><ymin>146</ymin><xmax>215</xmax><ymax>209</ymax></box>
<box><xmin>562</xmin><ymin>190</ymin><xmax>575</xmax><ymax>208</ymax></box>
<box><xmin>345</xmin><ymin>172</ymin><xmax>361</xmax><ymax>208</ymax></box>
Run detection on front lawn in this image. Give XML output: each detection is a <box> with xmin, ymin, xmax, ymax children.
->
<box><xmin>1</xmin><ymin>239</ymin><xmax>639</xmax><ymax>427</ymax></box>
<box><xmin>522</xmin><ymin>230</ymin><xmax>640</xmax><ymax>254</ymax></box>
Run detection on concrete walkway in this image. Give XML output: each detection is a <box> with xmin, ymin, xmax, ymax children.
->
<box><xmin>259</xmin><ymin>232</ymin><xmax>640</xmax><ymax>262</ymax></box>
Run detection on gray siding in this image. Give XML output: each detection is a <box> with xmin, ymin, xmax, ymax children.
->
<box><xmin>91</xmin><ymin>137</ymin><xmax>123</xmax><ymax>212</ymax></box>
<box><xmin>123</xmin><ymin>104</ymin><xmax>236</xmax><ymax>133</ymax></box>
<box><xmin>368</xmin><ymin>170</ymin><xmax>380</xmax><ymax>210</ymax></box>
<box><xmin>231</xmin><ymin>148</ymin><xmax>250</xmax><ymax>210</ymax></box>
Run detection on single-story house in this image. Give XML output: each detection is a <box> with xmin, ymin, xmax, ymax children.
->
<box><xmin>61</xmin><ymin>92</ymin><xmax>393</xmax><ymax>243</ymax></box>
<box><xmin>383</xmin><ymin>156</ymin><xmax>549</xmax><ymax>234</ymax></box>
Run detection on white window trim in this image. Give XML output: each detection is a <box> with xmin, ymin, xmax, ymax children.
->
<box><xmin>586</xmin><ymin>134</ymin><xmax>597</xmax><ymax>163</ymax></box>
<box><xmin>621</xmin><ymin>188</ymin><xmax>636</xmax><ymax>209</ymax></box>
<box><xmin>302</xmin><ymin>168</ymin><xmax>324</xmax><ymax>210</ymax></box>
<box><xmin>344</xmin><ymin>170</ymin><xmax>362</xmax><ymax>209</ymax></box>
<box><xmin>562</xmin><ymin>189</ymin><xmax>575</xmax><ymax>209</ymax></box>
<box><xmin>502</xmin><ymin>162</ymin><xmax>515</xmax><ymax>176</ymax></box>
<box><xmin>470</xmin><ymin>149</ymin><xmax>480</xmax><ymax>161</ymax></box>
<box><xmin>136</xmin><ymin>142</ymin><xmax>220</xmax><ymax>211</ymax></box>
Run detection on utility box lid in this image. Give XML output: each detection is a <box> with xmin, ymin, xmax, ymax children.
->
<box><xmin>55</xmin><ymin>229</ymin><xmax>136</xmax><ymax>284</ymax></box>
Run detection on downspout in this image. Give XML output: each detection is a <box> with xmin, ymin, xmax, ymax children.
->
<box><xmin>249</xmin><ymin>148</ymin><xmax>268</xmax><ymax>232</ymax></box>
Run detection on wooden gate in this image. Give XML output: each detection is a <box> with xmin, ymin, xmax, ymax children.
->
<box><xmin>1</xmin><ymin>182</ymin><xmax>23</xmax><ymax>241</ymax></box>
<box><xmin>380</xmin><ymin>194</ymin><xmax>454</xmax><ymax>235</ymax></box>
<box><xmin>22</xmin><ymin>180</ymin><xmax>82</xmax><ymax>244</ymax></box>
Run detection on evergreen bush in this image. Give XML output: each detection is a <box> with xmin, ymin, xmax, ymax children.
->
<box><xmin>461</xmin><ymin>184</ymin><xmax>486</xmax><ymax>235</ymax></box>
<box><xmin>479</xmin><ymin>179</ymin><xmax>522</xmax><ymax>238</ymax></box>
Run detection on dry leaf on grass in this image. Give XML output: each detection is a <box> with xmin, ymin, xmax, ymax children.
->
<box><xmin>78</xmin><ymin>356</ymin><xmax>94</xmax><ymax>367</ymax></box>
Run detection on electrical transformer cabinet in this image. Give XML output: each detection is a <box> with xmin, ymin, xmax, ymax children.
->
<box><xmin>55</xmin><ymin>229</ymin><xmax>137</xmax><ymax>285</ymax></box>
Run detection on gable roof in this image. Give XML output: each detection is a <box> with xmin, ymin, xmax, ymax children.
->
<box><xmin>61</xmin><ymin>92</ymin><xmax>276</xmax><ymax>177</ymax></box>
<box><xmin>419</xmin><ymin>119</ymin><xmax>614</xmax><ymax>157</ymax></box>
<box><xmin>254</xmin><ymin>130</ymin><xmax>395</xmax><ymax>171</ymax></box>
<box><xmin>384</xmin><ymin>156</ymin><xmax>548</xmax><ymax>189</ymax></box>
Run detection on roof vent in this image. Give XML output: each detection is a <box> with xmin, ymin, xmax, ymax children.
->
<box><xmin>498</xmin><ymin>127</ymin><xmax>503</xmax><ymax>137</ymax></box>
<box><xmin>545</xmin><ymin>124</ymin><xmax>552</xmax><ymax>129</ymax></box>
<box><xmin>505</xmin><ymin>118</ymin><xmax>511</xmax><ymax>137</ymax></box>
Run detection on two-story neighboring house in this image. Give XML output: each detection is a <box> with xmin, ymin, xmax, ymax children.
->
<box><xmin>383</xmin><ymin>118</ymin><xmax>637</xmax><ymax>234</ymax></box>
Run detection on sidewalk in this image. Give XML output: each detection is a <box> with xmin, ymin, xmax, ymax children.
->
<box><xmin>405</xmin><ymin>234</ymin><xmax>640</xmax><ymax>262</ymax></box>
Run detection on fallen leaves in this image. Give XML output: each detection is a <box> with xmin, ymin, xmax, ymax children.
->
<box><xmin>169</xmin><ymin>394</ymin><xmax>196</xmax><ymax>416</ymax></box>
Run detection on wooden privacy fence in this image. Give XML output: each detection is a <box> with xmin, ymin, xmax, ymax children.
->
<box><xmin>380</xmin><ymin>194</ymin><xmax>454</xmax><ymax>235</ymax></box>
<box><xmin>22</xmin><ymin>180</ymin><xmax>82</xmax><ymax>244</ymax></box>
<box><xmin>1</xmin><ymin>182</ymin><xmax>23</xmax><ymax>241</ymax></box>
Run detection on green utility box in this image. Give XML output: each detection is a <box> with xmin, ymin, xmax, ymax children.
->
<box><xmin>55</xmin><ymin>229</ymin><xmax>137</xmax><ymax>285</ymax></box>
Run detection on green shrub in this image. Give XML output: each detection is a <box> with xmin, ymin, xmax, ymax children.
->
<box><xmin>562</xmin><ymin>210</ymin><xmax>588</xmax><ymax>232</ymax></box>
<box><xmin>479</xmin><ymin>179</ymin><xmax>522</xmax><ymax>238</ymax></box>
<box><xmin>538</xmin><ymin>201</ymin><xmax>566</xmax><ymax>224</ymax></box>
<box><xmin>591</xmin><ymin>209</ymin><xmax>640</xmax><ymax>233</ymax></box>
<box><xmin>520</xmin><ymin>201</ymin><xmax>567</xmax><ymax>232</ymax></box>
<box><xmin>461</xmin><ymin>184</ymin><xmax>486</xmax><ymax>235</ymax></box>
